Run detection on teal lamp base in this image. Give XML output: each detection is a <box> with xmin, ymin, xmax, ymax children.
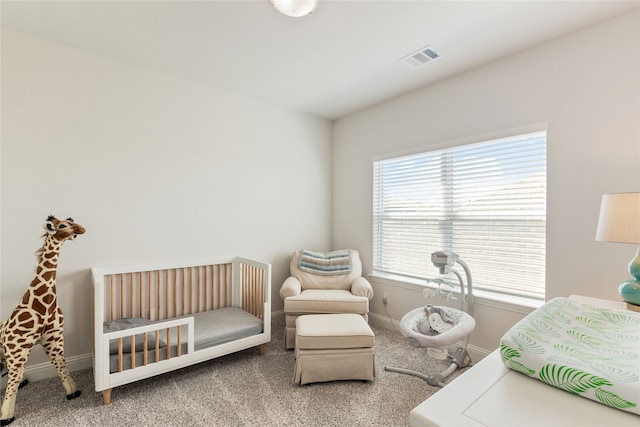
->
<box><xmin>619</xmin><ymin>247</ymin><xmax>640</xmax><ymax>306</ymax></box>
<box><xmin>619</xmin><ymin>280</ymin><xmax>640</xmax><ymax>306</ymax></box>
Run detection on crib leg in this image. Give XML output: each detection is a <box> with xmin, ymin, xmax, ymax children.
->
<box><xmin>259</xmin><ymin>344</ymin><xmax>265</xmax><ymax>356</ymax></box>
<box><xmin>102</xmin><ymin>389</ymin><xmax>112</xmax><ymax>405</ymax></box>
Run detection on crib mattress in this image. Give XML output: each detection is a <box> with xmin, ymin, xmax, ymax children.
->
<box><xmin>107</xmin><ymin>307</ymin><xmax>263</xmax><ymax>373</ymax></box>
<box><xmin>500</xmin><ymin>297</ymin><xmax>640</xmax><ymax>415</ymax></box>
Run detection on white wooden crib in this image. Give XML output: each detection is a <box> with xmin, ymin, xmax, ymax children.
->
<box><xmin>91</xmin><ymin>257</ymin><xmax>271</xmax><ymax>405</ymax></box>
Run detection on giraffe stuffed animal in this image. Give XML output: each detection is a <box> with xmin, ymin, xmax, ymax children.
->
<box><xmin>0</xmin><ymin>216</ymin><xmax>85</xmax><ymax>426</ymax></box>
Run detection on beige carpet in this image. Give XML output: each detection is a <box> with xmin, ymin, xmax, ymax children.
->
<box><xmin>3</xmin><ymin>320</ymin><xmax>470</xmax><ymax>426</ymax></box>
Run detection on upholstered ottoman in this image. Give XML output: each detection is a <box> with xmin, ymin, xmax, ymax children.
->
<box><xmin>294</xmin><ymin>313</ymin><xmax>375</xmax><ymax>385</ymax></box>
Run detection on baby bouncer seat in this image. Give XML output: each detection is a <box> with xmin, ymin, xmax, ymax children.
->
<box><xmin>385</xmin><ymin>251</ymin><xmax>475</xmax><ymax>387</ymax></box>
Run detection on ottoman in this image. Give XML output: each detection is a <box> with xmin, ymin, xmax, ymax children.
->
<box><xmin>294</xmin><ymin>313</ymin><xmax>375</xmax><ymax>385</ymax></box>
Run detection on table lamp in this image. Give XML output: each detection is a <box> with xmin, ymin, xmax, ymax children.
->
<box><xmin>596</xmin><ymin>192</ymin><xmax>640</xmax><ymax>308</ymax></box>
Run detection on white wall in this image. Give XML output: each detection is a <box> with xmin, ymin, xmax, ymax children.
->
<box><xmin>0</xmin><ymin>29</ymin><xmax>332</xmax><ymax>368</ymax></box>
<box><xmin>332</xmin><ymin>10</ymin><xmax>640</xmax><ymax>355</ymax></box>
<box><xmin>2</xmin><ymin>9</ymin><xmax>639</xmax><ymax>377</ymax></box>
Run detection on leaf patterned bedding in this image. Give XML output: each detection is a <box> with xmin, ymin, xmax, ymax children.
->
<box><xmin>500</xmin><ymin>297</ymin><xmax>640</xmax><ymax>415</ymax></box>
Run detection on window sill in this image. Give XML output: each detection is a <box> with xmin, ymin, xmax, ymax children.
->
<box><xmin>368</xmin><ymin>272</ymin><xmax>543</xmax><ymax>315</ymax></box>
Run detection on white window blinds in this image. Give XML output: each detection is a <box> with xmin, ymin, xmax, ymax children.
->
<box><xmin>373</xmin><ymin>131</ymin><xmax>546</xmax><ymax>301</ymax></box>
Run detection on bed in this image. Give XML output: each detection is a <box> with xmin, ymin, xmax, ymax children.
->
<box><xmin>409</xmin><ymin>295</ymin><xmax>639</xmax><ymax>426</ymax></box>
<box><xmin>91</xmin><ymin>257</ymin><xmax>271</xmax><ymax>405</ymax></box>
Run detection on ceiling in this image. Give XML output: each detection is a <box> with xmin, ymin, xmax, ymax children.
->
<box><xmin>1</xmin><ymin>1</ymin><xmax>638</xmax><ymax>120</ymax></box>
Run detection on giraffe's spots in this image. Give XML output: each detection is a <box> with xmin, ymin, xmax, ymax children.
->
<box><xmin>19</xmin><ymin>320</ymin><xmax>34</xmax><ymax>329</ymax></box>
<box><xmin>34</xmin><ymin>286</ymin><xmax>48</xmax><ymax>296</ymax></box>
<box><xmin>31</xmin><ymin>299</ymin><xmax>46</xmax><ymax>315</ymax></box>
<box><xmin>17</xmin><ymin>312</ymin><xmax>32</xmax><ymax>322</ymax></box>
<box><xmin>42</xmin><ymin>294</ymin><xmax>54</xmax><ymax>305</ymax></box>
<box><xmin>42</xmin><ymin>270</ymin><xmax>55</xmax><ymax>281</ymax></box>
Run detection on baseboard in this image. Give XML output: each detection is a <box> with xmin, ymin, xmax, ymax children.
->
<box><xmin>1</xmin><ymin>353</ymin><xmax>93</xmax><ymax>391</ymax></box>
<box><xmin>369</xmin><ymin>312</ymin><xmax>492</xmax><ymax>362</ymax></box>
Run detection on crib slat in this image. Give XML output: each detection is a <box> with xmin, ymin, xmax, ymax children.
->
<box><xmin>253</xmin><ymin>267</ymin><xmax>258</xmax><ymax>316</ymax></box>
<box><xmin>129</xmin><ymin>273</ymin><xmax>133</xmax><ymax>318</ymax></box>
<box><xmin>204</xmin><ymin>266</ymin><xmax>209</xmax><ymax>311</ymax></box>
<box><xmin>177</xmin><ymin>326</ymin><xmax>182</xmax><ymax>357</ymax></box>
<box><xmin>182</xmin><ymin>268</ymin><xmax>188</xmax><ymax>314</ymax></box>
<box><xmin>147</xmin><ymin>271</ymin><xmax>152</xmax><ymax>320</ymax></box>
<box><xmin>131</xmin><ymin>336</ymin><xmax>136</xmax><ymax>369</ymax></box>
<box><xmin>155</xmin><ymin>330</ymin><xmax>160</xmax><ymax>363</ymax></box>
<box><xmin>139</xmin><ymin>271</ymin><xmax>143</xmax><ymax>319</ymax></box>
<box><xmin>118</xmin><ymin>339</ymin><xmax>123</xmax><ymax>372</ymax></box>
<box><xmin>166</xmin><ymin>327</ymin><xmax>171</xmax><ymax>360</ymax></box>
<box><xmin>110</xmin><ymin>275</ymin><xmax>115</xmax><ymax>321</ymax></box>
<box><xmin>143</xmin><ymin>333</ymin><xmax>148</xmax><ymax>366</ymax></box>
<box><xmin>253</xmin><ymin>269</ymin><xmax>258</xmax><ymax>318</ymax></box>
<box><xmin>119</xmin><ymin>274</ymin><xmax>124</xmax><ymax>320</ymax></box>
<box><xmin>253</xmin><ymin>268</ymin><xmax>260</xmax><ymax>317</ymax></box>
<box><xmin>215</xmin><ymin>265</ymin><xmax>224</xmax><ymax>308</ymax></box>
<box><xmin>224</xmin><ymin>263</ymin><xmax>228</xmax><ymax>307</ymax></box>
<box><xmin>165</xmin><ymin>269</ymin><xmax>169</xmax><ymax>319</ymax></box>
<box><xmin>173</xmin><ymin>269</ymin><xmax>178</xmax><ymax>318</ymax></box>
<box><xmin>195</xmin><ymin>267</ymin><xmax>200</xmax><ymax>312</ymax></box>
<box><xmin>214</xmin><ymin>265</ymin><xmax>219</xmax><ymax>309</ymax></box>
<box><xmin>242</xmin><ymin>266</ymin><xmax>246</xmax><ymax>312</ymax></box>
<box><xmin>243</xmin><ymin>266</ymin><xmax>248</xmax><ymax>313</ymax></box>
<box><xmin>156</xmin><ymin>271</ymin><xmax>161</xmax><ymax>321</ymax></box>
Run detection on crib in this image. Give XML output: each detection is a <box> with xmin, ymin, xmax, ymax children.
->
<box><xmin>91</xmin><ymin>257</ymin><xmax>271</xmax><ymax>405</ymax></box>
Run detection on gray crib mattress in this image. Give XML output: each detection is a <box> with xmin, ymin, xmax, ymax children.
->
<box><xmin>105</xmin><ymin>307</ymin><xmax>263</xmax><ymax>373</ymax></box>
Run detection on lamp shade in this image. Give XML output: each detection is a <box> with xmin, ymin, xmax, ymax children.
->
<box><xmin>271</xmin><ymin>0</ymin><xmax>318</xmax><ymax>17</ymax></box>
<box><xmin>596</xmin><ymin>192</ymin><xmax>640</xmax><ymax>244</ymax></box>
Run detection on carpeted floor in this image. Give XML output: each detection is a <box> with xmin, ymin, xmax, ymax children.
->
<box><xmin>3</xmin><ymin>320</ymin><xmax>470</xmax><ymax>426</ymax></box>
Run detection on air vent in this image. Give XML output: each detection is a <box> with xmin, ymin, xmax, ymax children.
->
<box><xmin>401</xmin><ymin>46</ymin><xmax>441</xmax><ymax>68</ymax></box>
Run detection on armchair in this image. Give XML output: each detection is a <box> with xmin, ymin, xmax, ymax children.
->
<box><xmin>279</xmin><ymin>249</ymin><xmax>374</xmax><ymax>349</ymax></box>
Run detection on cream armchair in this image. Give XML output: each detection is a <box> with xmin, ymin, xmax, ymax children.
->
<box><xmin>279</xmin><ymin>249</ymin><xmax>374</xmax><ymax>349</ymax></box>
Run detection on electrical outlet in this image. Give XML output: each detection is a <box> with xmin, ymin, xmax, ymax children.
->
<box><xmin>383</xmin><ymin>293</ymin><xmax>389</xmax><ymax>305</ymax></box>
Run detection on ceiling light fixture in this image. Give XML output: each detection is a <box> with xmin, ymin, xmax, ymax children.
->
<box><xmin>271</xmin><ymin>0</ymin><xmax>318</xmax><ymax>18</ymax></box>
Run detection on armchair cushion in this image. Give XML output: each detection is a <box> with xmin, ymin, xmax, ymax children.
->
<box><xmin>283</xmin><ymin>289</ymin><xmax>369</xmax><ymax>315</ymax></box>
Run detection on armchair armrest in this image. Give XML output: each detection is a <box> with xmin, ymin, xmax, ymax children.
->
<box><xmin>351</xmin><ymin>276</ymin><xmax>374</xmax><ymax>300</ymax></box>
<box><xmin>280</xmin><ymin>276</ymin><xmax>302</xmax><ymax>299</ymax></box>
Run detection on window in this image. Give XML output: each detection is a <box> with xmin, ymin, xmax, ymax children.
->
<box><xmin>373</xmin><ymin>130</ymin><xmax>546</xmax><ymax>301</ymax></box>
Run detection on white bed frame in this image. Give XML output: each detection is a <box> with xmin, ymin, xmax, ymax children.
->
<box><xmin>410</xmin><ymin>295</ymin><xmax>640</xmax><ymax>426</ymax></box>
<box><xmin>91</xmin><ymin>257</ymin><xmax>271</xmax><ymax>405</ymax></box>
